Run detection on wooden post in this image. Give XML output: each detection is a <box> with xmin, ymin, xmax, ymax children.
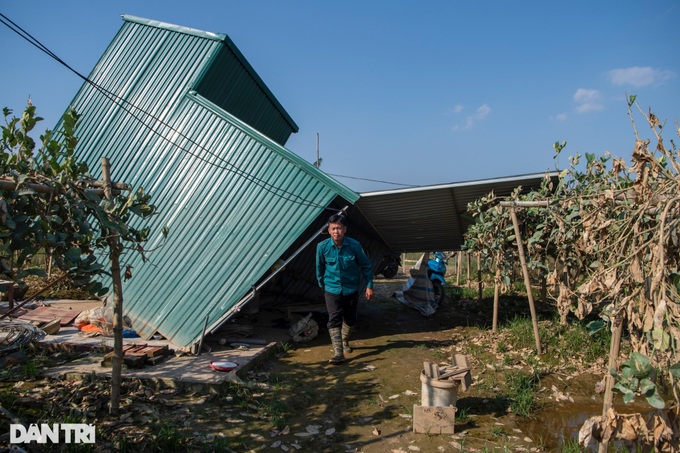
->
<box><xmin>102</xmin><ymin>157</ymin><xmax>125</xmax><ymax>415</ymax></box>
<box><xmin>599</xmin><ymin>314</ymin><xmax>624</xmax><ymax>453</ymax></box>
<box><xmin>477</xmin><ymin>253</ymin><xmax>482</xmax><ymax>302</ymax></box>
<box><xmin>493</xmin><ymin>265</ymin><xmax>501</xmax><ymax>332</ymax></box>
<box><xmin>466</xmin><ymin>252</ymin><xmax>471</xmax><ymax>288</ymax></box>
<box><xmin>508</xmin><ymin>207</ymin><xmax>542</xmax><ymax>355</ymax></box>
<box><xmin>456</xmin><ymin>252</ymin><xmax>461</xmax><ymax>286</ymax></box>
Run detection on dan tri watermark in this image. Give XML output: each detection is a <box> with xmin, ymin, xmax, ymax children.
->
<box><xmin>10</xmin><ymin>423</ymin><xmax>95</xmax><ymax>444</ymax></box>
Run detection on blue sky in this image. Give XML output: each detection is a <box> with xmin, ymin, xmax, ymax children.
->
<box><xmin>1</xmin><ymin>1</ymin><xmax>678</xmax><ymax>192</ymax></box>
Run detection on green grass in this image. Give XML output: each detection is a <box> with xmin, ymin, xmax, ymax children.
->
<box><xmin>505</xmin><ymin>315</ymin><xmax>537</xmax><ymax>350</ymax></box>
<box><xmin>503</xmin><ymin>370</ymin><xmax>540</xmax><ymax>417</ymax></box>
<box><xmin>153</xmin><ymin>423</ymin><xmax>189</xmax><ymax>452</ymax></box>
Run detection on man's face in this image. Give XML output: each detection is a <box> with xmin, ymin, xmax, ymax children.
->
<box><xmin>328</xmin><ymin>221</ymin><xmax>346</xmax><ymax>243</ymax></box>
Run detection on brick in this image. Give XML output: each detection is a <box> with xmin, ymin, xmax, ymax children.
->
<box><xmin>412</xmin><ymin>404</ymin><xmax>456</xmax><ymax>434</ymax></box>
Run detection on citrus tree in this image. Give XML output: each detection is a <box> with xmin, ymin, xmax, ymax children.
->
<box><xmin>0</xmin><ymin>103</ymin><xmax>157</xmax><ymax>300</ymax></box>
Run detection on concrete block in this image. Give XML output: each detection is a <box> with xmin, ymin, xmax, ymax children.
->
<box><xmin>412</xmin><ymin>404</ymin><xmax>456</xmax><ymax>434</ymax></box>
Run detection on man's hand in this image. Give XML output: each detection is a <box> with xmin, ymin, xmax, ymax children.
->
<box><xmin>365</xmin><ymin>288</ymin><xmax>374</xmax><ymax>301</ymax></box>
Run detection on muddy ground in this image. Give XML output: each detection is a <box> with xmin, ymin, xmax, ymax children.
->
<box><xmin>0</xmin><ymin>274</ymin><xmax>653</xmax><ymax>452</ymax></box>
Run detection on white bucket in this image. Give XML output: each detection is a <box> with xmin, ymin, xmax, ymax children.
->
<box><xmin>420</xmin><ymin>370</ymin><xmax>459</xmax><ymax>407</ymax></box>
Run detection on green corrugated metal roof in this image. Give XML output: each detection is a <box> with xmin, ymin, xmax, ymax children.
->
<box><xmin>122</xmin><ymin>15</ymin><xmax>299</xmax><ymax>146</ymax></box>
<box><xmin>57</xmin><ymin>16</ymin><xmax>357</xmax><ymax>350</ymax></box>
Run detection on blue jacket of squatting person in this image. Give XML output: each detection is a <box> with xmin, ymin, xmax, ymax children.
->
<box><xmin>316</xmin><ymin>236</ymin><xmax>374</xmax><ymax>296</ymax></box>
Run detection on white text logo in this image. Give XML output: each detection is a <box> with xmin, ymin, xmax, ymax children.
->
<box><xmin>10</xmin><ymin>424</ymin><xmax>95</xmax><ymax>444</ymax></box>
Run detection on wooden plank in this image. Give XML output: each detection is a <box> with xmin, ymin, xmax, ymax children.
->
<box><xmin>413</xmin><ymin>405</ymin><xmax>456</xmax><ymax>434</ymax></box>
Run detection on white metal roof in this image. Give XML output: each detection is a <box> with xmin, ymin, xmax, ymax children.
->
<box><xmin>355</xmin><ymin>172</ymin><xmax>559</xmax><ymax>252</ymax></box>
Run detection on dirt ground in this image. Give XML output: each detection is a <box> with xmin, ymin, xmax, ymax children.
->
<box><xmin>244</xmin><ymin>276</ymin><xmax>605</xmax><ymax>453</ymax></box>
<box><xmin>1</xmin><ymin>274</ymin><xmax>655</xmax><ymax>452</ymax></box>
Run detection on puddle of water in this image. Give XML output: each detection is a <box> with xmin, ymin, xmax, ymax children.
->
<box><xmin>521</xmin><ymin>402</ymin><xmax>601</xmax><ymax>448</ymax></box>
<box><xmin>520</xmin><ymin>401</ymin><xmax>657</xmax><ymax>449</ymax></box>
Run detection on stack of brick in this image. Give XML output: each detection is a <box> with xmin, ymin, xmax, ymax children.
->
<box><xmin>101</xmin><ymin>344</ymin><xmax>170</xmax><ymax>368</ymax></box>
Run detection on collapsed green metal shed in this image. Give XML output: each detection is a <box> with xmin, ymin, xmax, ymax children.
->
<box><xmin>57</xmin><ymin>15</ymin><xmax>374</xmax><ymax>351</ymax></box>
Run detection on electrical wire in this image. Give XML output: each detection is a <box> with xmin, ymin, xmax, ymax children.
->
<box><xmin>327</xmin><ymin>173</ymin><xmax>417</xmax><ymax>188</ymax></box>
<box><xmin>0</xmin><ymin>13</ymin><xmax>342</xmax><ymax>211</ymax></box>
<box><xmin>0</xmin><ymin>320</ymin><xmax>45</xmax><ymax>355</ymax></box>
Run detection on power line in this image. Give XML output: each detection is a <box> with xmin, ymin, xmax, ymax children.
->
<box><xmin>327</xmin><ymin>173</ymin><xmax>417</xmax><ymax>188</ymax></box>
<box><xmin>0</xmin><ymin>13</ymin><xmax>340</xmax><ymax>212</ymax></box>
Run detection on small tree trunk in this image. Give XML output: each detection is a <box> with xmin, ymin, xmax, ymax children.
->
<box><xmin>477</xmin><ymin>253</ymin><xmax>482</xmax><ymax>302</ymax></box>
<box><xmin>492</xmin><ymin>266</ymin><xmax>501</xmax><ymax>333</ymax></box>
<box><xmin>102</xmin><ymin>158</ymin><xmax>124</xmax><ymax>415</ymax></box>
<box><xmin>599</xmin><ymin>313</ymin><xmax>624</xmax><ymax>453</ymax></box>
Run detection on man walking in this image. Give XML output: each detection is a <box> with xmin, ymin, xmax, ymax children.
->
<box><xmin>316</xmin><ymin>214</ymin><xmax>374</xmax><ymax>364</ymax></box>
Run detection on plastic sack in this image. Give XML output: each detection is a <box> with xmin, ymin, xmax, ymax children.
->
<box><xmin>288</xmin><ymin>313</ymin><xmax>319</xmax><ymax>342</ymax></box>
<box><xmin>393</xmin><ymin>253</ymin><xmax>437</xmax><ymax>316</ymax></box>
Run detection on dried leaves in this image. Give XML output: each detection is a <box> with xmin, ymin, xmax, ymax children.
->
<box><xmin>579</xmin><ymin>408</ymin><xmax>678</xmax><ymax>453</ymax></box>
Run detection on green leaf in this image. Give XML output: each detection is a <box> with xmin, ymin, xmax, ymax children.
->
<box><xmin>622</xmin><ymin>392</ymin><xmax>636</xmax><ymax>404</ymax></box>
<box><xmin>628</xmin><ymin>352</ymin><xmax>651</xmax><ymax>377</ymax></box>
<box><xmin>670</xmin><ymin>363</ymin><xmax>680</xmax><ymax>378</ymax></box>
<box><xmin>17</xmin><ymin>268</ymin><xmax>47</xmax><ymax>279</ymax></box>
<box><xmin>65</xmin><ymin>247</ymin><xmax>82</xmax><ymax>262</ymax></box>
<box><xmin>586</xmin><ymin>320</ymin><xmax>605</xmax><ymax>336</ymax></box>
<box><xmin>162</xmin><ymin>224</ymin><xmax>170</xmax><ymax>238</ymax></box>
<box><xmin>649</xmin><ymin>329</ymin><xmax>670</xmax><ymax>351</ymax></box>
<box><xmin>639</xmin><ymin>378</ymin><xmax>656</xmax><ymax>397</ymax></box>
<box><xmin>645</xmin><ymin>389</ymin><xmax>665</xmax><ymax>409</ymax></box>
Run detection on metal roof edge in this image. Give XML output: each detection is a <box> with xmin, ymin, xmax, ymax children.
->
<box><xmin>359</xmin><ymin>171</ymin><xmax>560</xmax><ymax>197</ymax></box>
<box><xmin>219</xmin><ymin>34</ymin><xmax>299</xmax><ymax>133</ymax></box>
<box><xmin>121</xmin><ymin>14</ymin><xmax>299</xmax><ymax>134</ymax></box>
<box><xmin>122</xmin><ymin>14</ymin><xmax>228</xmax><ymax>41</ymax></box>
<box><xmin>187</xmin><ymin>91</ymin><xmax>359</xmax><ymax>203</ymax></box>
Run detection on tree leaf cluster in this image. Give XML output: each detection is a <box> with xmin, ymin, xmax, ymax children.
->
<box><xmin>463</xmin><ymin>100</ymin><xmax>680</xmax><ymax>411</ymax></box>
<box><xmin>0</xmin><ymin>103</ymin><xmax>159</xmax><ymax>296</ymax></box>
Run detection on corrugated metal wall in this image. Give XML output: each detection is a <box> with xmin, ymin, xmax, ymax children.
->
<box><xmin>55</xmin><ymin>16</ymin><xmax>359</xmax><ymax>350</ymax></box>
<box><xmin>195</xmin><ymin>42</ymin><xmax>299</xmax><ymax>146</ymax></box>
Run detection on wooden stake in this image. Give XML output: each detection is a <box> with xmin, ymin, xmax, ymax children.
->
<box><xmin>508</xmin><ymin>207</ymin><xmax>542</xmax><ymax>355</ymax></box>
<box><xmin>493</xmin><ymin>266</ymin><xmax>501</xmax><ymax>332</ymax></box>
<box><xmin>599</xmin><ymin>314</ymin><xmax>623</xmax><ymax>453</ymax></box>
<box><xmin>456</xmin><ymin>252</ymin><xmax>461</xmax><ymax>286</ymax></box>
<box><xmin>102</xmin><ymin>157</ymin><xmax>125</xmax><ymax>415</ymax></box>
<box><xmin>466</xmin><ymin>253</ymin><xmax>471</xmax><ymax>288</ymax></box>
<box><xmin>477</xmin><ymin>253</ymin><xmax>482</xmax><ymax>302</ymax></box>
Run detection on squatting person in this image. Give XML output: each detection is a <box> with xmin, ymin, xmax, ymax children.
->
<box><xmin>316</xmin><ymin>213</ymin><xmax>374</xmax><ymax>364</ymax></box>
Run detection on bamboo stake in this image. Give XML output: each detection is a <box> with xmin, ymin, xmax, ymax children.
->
<box><xmin>102</xmin><ymin>158</ymin><xmax>125</xmax><ymax>415</ymax></box>
<box><xmin>492</xmin><ymin>266</ymin><xmax>501</xmax><ymax>332</ymax></box>
<box><xmin>466</xmin><ymin>252</ymin><xmax>471</xmax><ymax>288</ymax></box>
<box><xmin>477</xmin><ymin>253</ymin><xmax>482</xmax><ymax>302</ymax></box>
<box><xmin>599</xmin><ymin>314</ymin><xmax>624</xmax><ymax>453</ymax></box>
<box><xmin>456</xmin><ymin>252</ymin><xmax>461</xmax><ymax>286</ymax></box>
<box><xmin>508</xmin><ymin>207</ymin><xmax>542</xmax><ymax>355</ymax></box>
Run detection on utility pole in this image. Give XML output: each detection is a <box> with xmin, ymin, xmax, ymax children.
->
<box><xmin>314</xmin><ymin>132</ymin><xmax>322</xmax><ymax>169</ymax></box>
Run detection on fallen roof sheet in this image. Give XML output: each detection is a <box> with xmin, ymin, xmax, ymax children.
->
<box><xmin>355</xmin><ymin>172</ymin><xmax>559</xmax><ymax>252</ymax></box>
